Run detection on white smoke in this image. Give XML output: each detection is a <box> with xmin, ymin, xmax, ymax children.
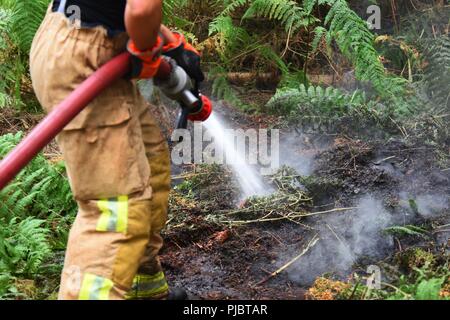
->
<box><xmin>282</xmin><ymin>190</ymin><xmax>449</xmax><ymax>285</ymax></box>
<box><xmin>278</xmin><ymin>131</ymin><xmax>332</xmax><ymax>176</ymax></box>
<box><xmin>286</xmin><ymin>195</ymin><xmax>394</xmax><ymax>285</ymax></box>
<box><xmin>416</xmin><ymin>194</ymin><xmax>449</xmax><ymax>218</ymax></box>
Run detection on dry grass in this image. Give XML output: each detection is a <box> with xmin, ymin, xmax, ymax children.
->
<box><xmin>305</xmin><ymin>277</ymin><xmax>352</xmax><ymax>300</ymax></box>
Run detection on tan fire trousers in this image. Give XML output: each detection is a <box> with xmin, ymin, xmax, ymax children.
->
<box><xmin>30</xmin><ymin>10</ymin><xmax>170</xmax><ymax>299</ymax></box>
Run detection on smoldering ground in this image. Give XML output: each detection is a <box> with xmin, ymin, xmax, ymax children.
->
<box><xmin>273</xmin><ymin>136</ymin><xmax>450</xmax><ymax>286</ymax></box>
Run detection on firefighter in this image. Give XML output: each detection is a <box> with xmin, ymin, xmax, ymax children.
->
<box><xmin>29</xmin><ymin>0</ymin><xmax>204</xmax><ymax>300</ymax></box>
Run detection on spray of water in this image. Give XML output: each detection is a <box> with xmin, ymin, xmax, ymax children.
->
<box><xmin>203</xmin><ymin>112</ymin><xmax>272</xmax><ymax>199</ymax></box>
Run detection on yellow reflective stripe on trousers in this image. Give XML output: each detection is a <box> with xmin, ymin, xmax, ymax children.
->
<box><xmin>78</xmin><ymin>273</ymin><xmax>114</xmax><ymax>300</ymax></box>
<box><xmin>96</xmin><ymin>196</ymin><xmax>128</xmax><ymax>233</ymax></box>
<box><xmin>129</xmin><ymin>272</ymin><xmax>169</xmax><ymax>298</ymax></box>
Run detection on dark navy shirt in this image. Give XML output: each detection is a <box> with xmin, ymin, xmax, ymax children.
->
<box><xmin>52</xmin><ymin>0</ymin><xmax>127</xmax><ymax>33</ymax></box>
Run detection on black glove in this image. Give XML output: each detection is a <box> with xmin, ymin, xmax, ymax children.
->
<box><xmin>162</xmin><ymin>32</ymin><xmax>205</xmax><ymax>85</ymax></box>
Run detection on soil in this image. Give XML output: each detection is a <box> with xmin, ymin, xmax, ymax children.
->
<box><xmin>313</xmin><ymin>137</ymin><xmax>450</xmax><ymax>205</ymax></box>
<box><xmin>0</xmin><ymin>108</ymin><xmax>42</xmax><ymax>136</ymax></box>
<box><xmin>162</xmin><ymin>225</ymin><xmax>308</xmax><ymax>300</ymax></box>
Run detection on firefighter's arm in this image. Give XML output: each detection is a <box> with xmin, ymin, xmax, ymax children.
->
<box><xmin>124</xmin><ymin>1</ymin><xmax>203</xmax><ymax>82</ymax></box>
<box><xmin>125</xmin><ymin>0</ymin><xmax>165</xmax><ymax>78</ymax></box>
<box><xmin>125</xmin><ymin>0</ymin><xmax>162</xmax><ymax>51</ymax></box>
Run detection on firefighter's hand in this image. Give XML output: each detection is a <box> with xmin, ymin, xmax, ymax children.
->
<box><xmin>162</xmin><ymin>32</ymin><xmax>205</xmax><ymax>84</ymax></box>
<box><xmin>126</xmin><ymin>35</ymin><xmax>163</xmax><ymax>79</ymax></box>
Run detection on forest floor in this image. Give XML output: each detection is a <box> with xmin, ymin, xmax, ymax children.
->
<box><xmin>157</xmin><ymin>93</ymin><xmax>450</xmax><ymax>300</ymax></box>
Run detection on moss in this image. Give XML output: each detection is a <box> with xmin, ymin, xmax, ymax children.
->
<box><xmin>15</xmin><ymin>279</ymin><xmax>37</xmax><ymax>299</ymax></box>
<box><xmin>306</xmin><ymin>277</ymin><xmax>352</xmax><ymax>300</ymax></box>
<box><xmin>439</xmin><ymin>280</ymin><xmax>450</xmax><ymax>299</ymax></box>
<box><xmin>396</xmin><ymin>248</ymin><xmax>436</xmax><ymax>272</ymax></box>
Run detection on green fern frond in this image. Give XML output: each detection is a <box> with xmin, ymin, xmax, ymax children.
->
<box><xmin>268</xmin><ymin>83</ymin><xmax>367</xmax><ymax>116</ymax></box>
<box><xmin>311</xmin><ymin>26</ymin><xmax>327</xmax><ymax>51</ymax></box>
<box><xmin>9</xmin><ymin>0</ymin><xmax>50</xmax><ymax>53</ymax></box>
<box><xmin>209</xmin><ymin>15</ymin><xmax>251</xmax><ymax>59</ymax></box>
<box><xmin>0</xmin><ymin>8</ymin><xmax>12</xmax><ymax>33</ymax></box>
<box><xmin>258</xmin><ymin>45</ymin><xmax>289</xmax><ymax>74</ymax></box>
<box><xmin>384</xmin><ymin>225</ymin><xmax>429</xmax><ymax>238</ymax></box>
<box><xmin>310</xmin><ymin>0</ymin><xmax>407</xmax><ymax>100</ymax></box>
<box><xmin>163</xmin><ymin>0</ymin><xmax>188</xmax><ymax>14</ymax></box>
<box><xmin>163</xmin><ymin>0</ymin><xmax>193</xmax><ymax>29</ymax></box>
<box><xmin>218</xmin><ymin>0</ymin><xmax>249</xmax><ymax>18</ymax></box>
<box><xmin>243</xmin><ymin>0</ymin><xmax>315</xmax><ymax>32</ymax></box>
<box><xmin>0</xmin><ymin>132</ymin><xmax>75</xmax><ymax>283</ymax></box>
<box><xmin>0</xmin><ymin>217</ymin><xmax>51</xmax><ymax>276</ymax></box>
<box><xmin>0</xmin><ymin>132</ymin><xmax>76</xmax><ymax>220</ymax></box>
<box><xmin>210</xmin><ymin>66</ymin><xmax>248</xmax><ymax>109</ymax></box>
<box><xmin>420</xmin><ymin>36</ymin><xmax>450</xmax><ymax>109</ymax></box>
<box><xmin>0</xmin><ymin>1</ymin><xmax>47</xmax><ymax>109</ymax></box>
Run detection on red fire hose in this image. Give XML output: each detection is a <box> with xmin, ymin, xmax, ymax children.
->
<box><xmin>0</xmin><ymin>52</ymin><xmax>172</xmax><ymax>190</ymax></box>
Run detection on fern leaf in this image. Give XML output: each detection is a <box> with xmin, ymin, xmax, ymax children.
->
<box><xmin>243</xmin><ymin>0</ymin><xmax>314</xmax><ymax>32</ymax></box>
<box><xmin>10</xmin><ymin>0</ymin><xmax>50</xmax><ymax>53</ymax></box>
